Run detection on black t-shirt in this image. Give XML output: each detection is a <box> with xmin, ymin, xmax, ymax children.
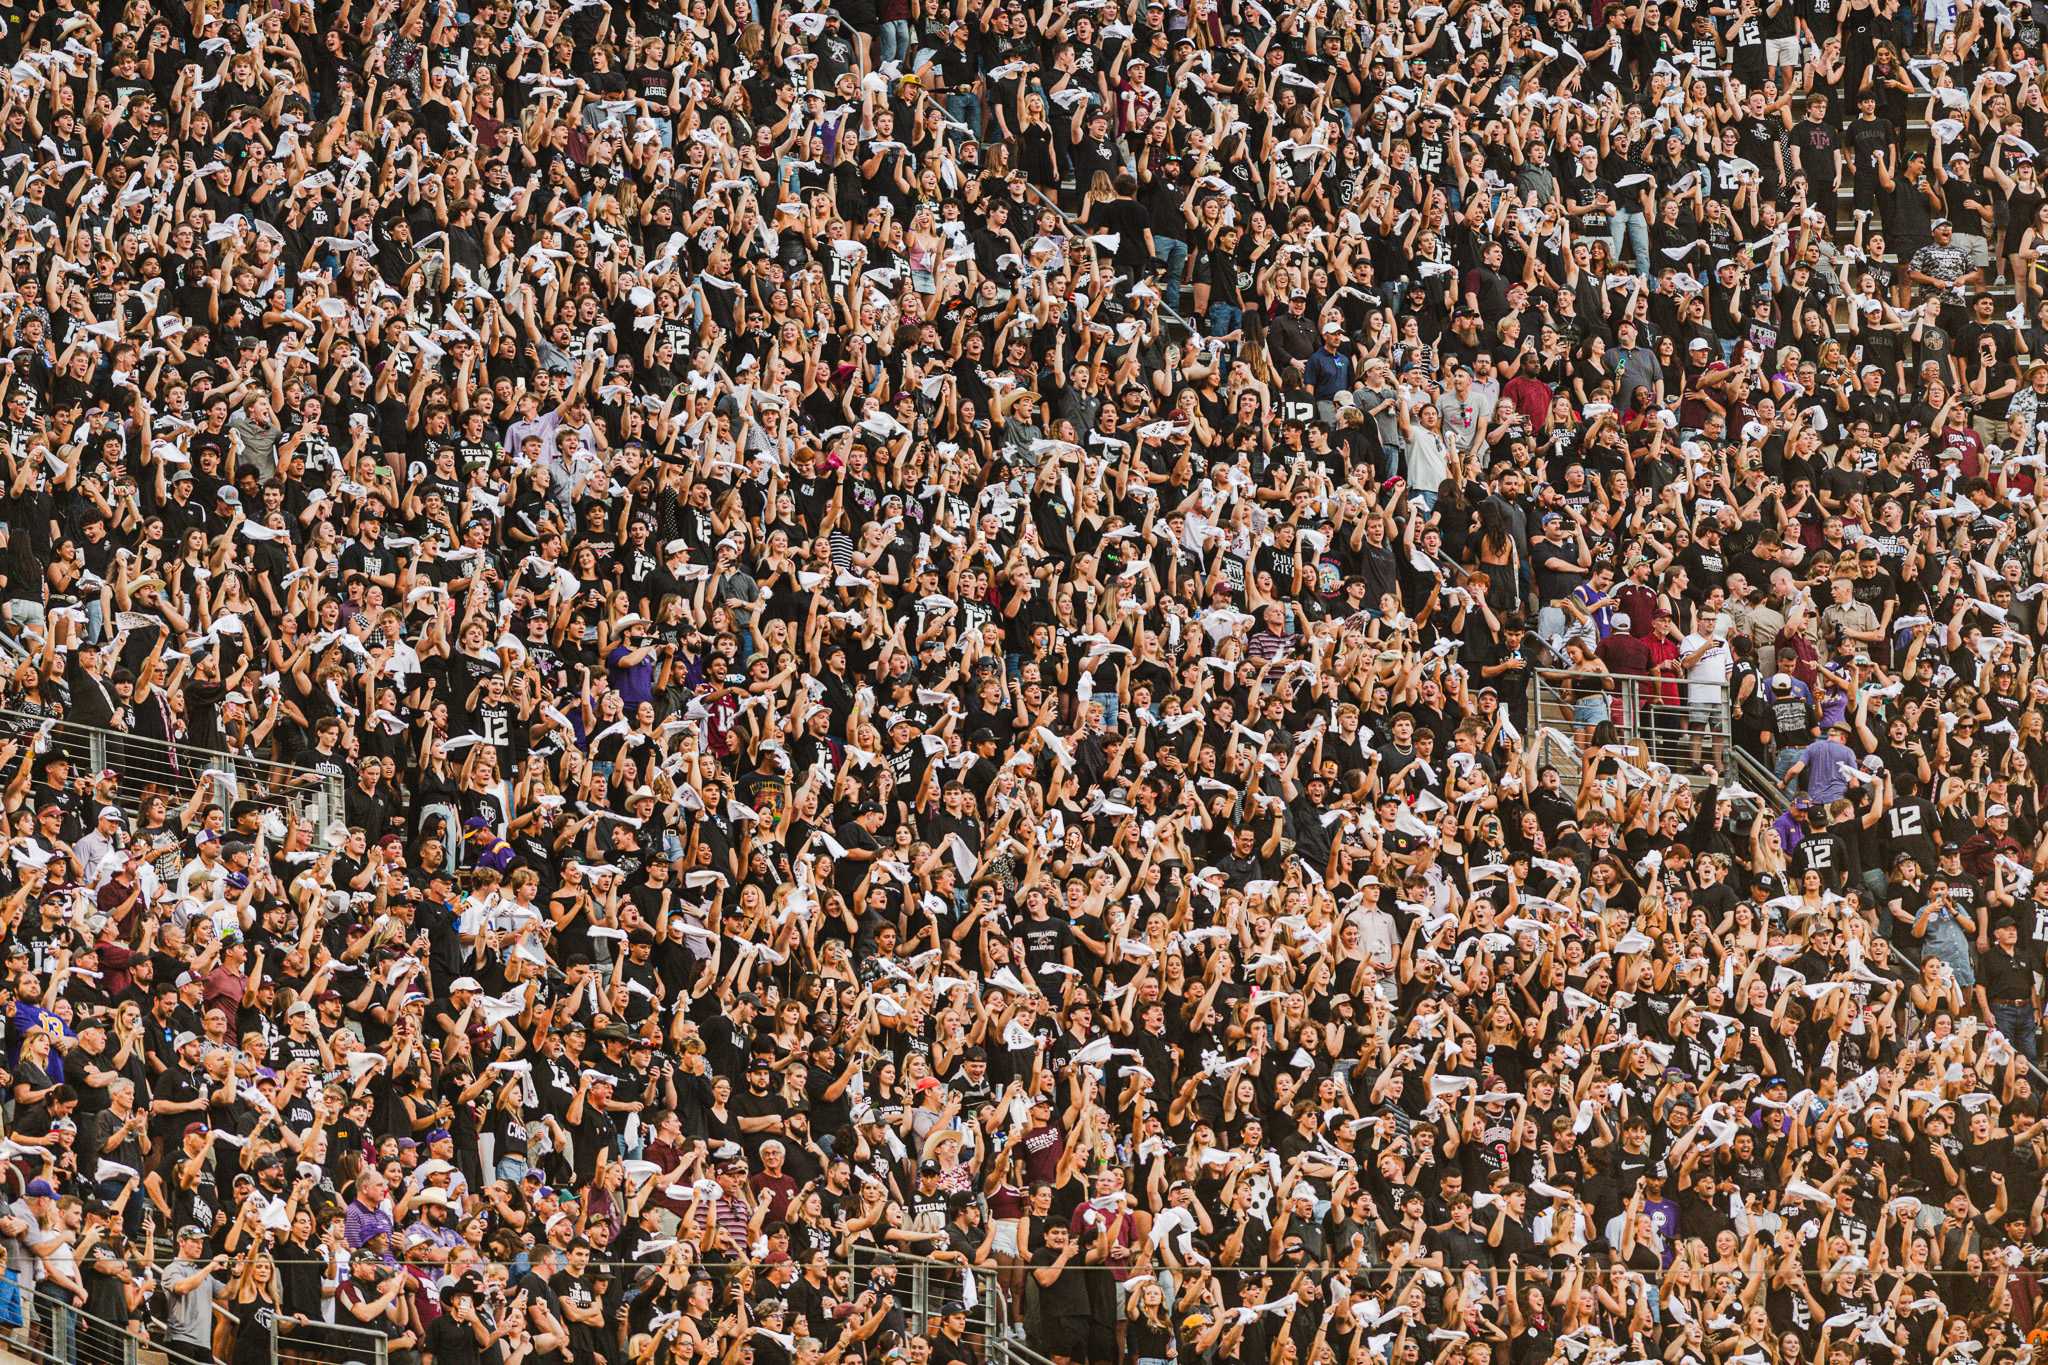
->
<box><xmin>569</xmin><ymin>1099</ymin><xmax>619</xmax><ymax>1184</ymax></box>
<box><xmin>732</xmin><ymin>1084</ymin><xmax>789</xmax><ymax>1159</ymax></box>
<box><xmin>1018</xmin><ymin>913</ymin><xmax>1074</xmax><ymax>981</ymax></box>
<box><xmin>1031</xmin><ymin>1244</ymin><xmax>1090</xmax><ymax>1319</ymax></box>
<box><xmin>1790</xmin><ymin>119</ymin><xmax>1839</xmax><ymax>189</ymax></box>
<box><xmin>1430</xmin><ymin>1219</ymin><xmax>1491</xmax><ymax>1269</ymax></box>
<box><xmin>1794</xmin><ymin>829</ymin><xmax>1849</xmax><ymax>890</ymax></box>
<box><xmin>425</xmin><ymin>1307</ymin><xmax>483</xmax><ymax>1365</ymax></box>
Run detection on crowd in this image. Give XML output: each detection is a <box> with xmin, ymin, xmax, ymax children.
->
<box><xmin>0</xmin><ymin>2</ymin><xmax>2044</xmax><ymax>1365</ymax></box>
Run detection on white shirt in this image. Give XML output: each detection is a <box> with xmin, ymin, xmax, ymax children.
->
<box><xmin>1680</xmin><ymin>631</ymin><xmax>1731</xmax><ymax>704</ymax></box>
<box><xmin>1405</xmin><ymin>427</ymin><xmax>1449</xmax><ymax>491</ymax></box>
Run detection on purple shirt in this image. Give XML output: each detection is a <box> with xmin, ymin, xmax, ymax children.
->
<box><xmin>607</xmin><ymin>643</ymin><xmax>656</xmax><ymax>709</ymax></box>
<box><xmin>1801</xmin><ymin>736</ymin><xmax>1856</xmax><ymax>804</ymax></box>
<box><xmin>344</xmin><ymin>1197</ymin><xmax>393</xmax><ymax>1249</ymax></box>
<box><xmin>1771</xmin><ymin>810</ymin><xmax>1807</xmax><ymax>852</ymax></box>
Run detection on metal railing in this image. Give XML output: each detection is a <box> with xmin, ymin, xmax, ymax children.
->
<box><xmin>274</xmin><ymin>1304</ymin><xmax>390</xmax><ymax>1365</ymax></box>
<box><xmin>910</xmin><ymin>1259</ymin><xmax>1079</xmax><ymax>1365</ymax></box>
<box><xmin>216</xmin><ymin>1300</ymin><xmax>390</xmax><ymax>1365</ymax></box>
<box><xmin>208</xmin><ymin>1257</ymin><xmax>979</xmax><ymax>1365</ymax></box>
<box><xmin>1724</xmin><ymin>743</ymin><xmax>1794</xmax><ymax>812</ymax></box>
<box><xmin>1530</xmin><ymin>666</ymin><xmax>1731</xmax><ymax>785</ymax></box>
<box><xmin>1532</xmin><ymin>665</ymin><xmax>1806</xmax><ymax>847</ymax></box>
<box><xmin>900</xmin><ymin>1261</ymin><xmax>1008</xmax><ymax>1361</ymax></box>
<box><xmin>0</xmin><ymin>708</ymin><xmax>347</xmax><ymax>851</ymax></box>
<box><xmin>1</xmin><ymin>1281</ymin><xmax>141</xmax><ymax>1365</ymax></box>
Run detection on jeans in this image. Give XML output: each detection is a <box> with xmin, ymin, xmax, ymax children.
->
<box><xmin>1093</xmin><ymin>692</ymin><xmax>1119</xmax><ymax>729</ymax></box>
<box><xmin>1608</xmin><ymin>209</ymin><xmax>1650</xmax><ymax>277</ymax></box>
<box><xmin>878</xmin><ymin>19</ymin><xmax>912</xmax><ymax>66</ymax></box>
<box><xmin>1206</xmin><ymin>302</ymin><xmax>1242</xmax><ymax>338</ymax></box>
<box><xmin>1152</xmin><ymin>234</ymin><xmax>1188</xmax><ymax>311</ymax></box>
<box><xmin>1773</xmin><ymin>743</ymin><xmax>1807</xmax><ymax>784</ymax></box>
<box><xmin>1994</xmin><ymin>1001</ymin><xmax>2040</xmax><ymax>1061</ymax></box>
<box><xmin>945</xmin><ymin>91</ymin><xmax>983</xmax><ymax>144</ymax></box>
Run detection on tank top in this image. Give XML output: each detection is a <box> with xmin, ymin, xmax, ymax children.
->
<box><xmin>989</xmin><ymin>1183</ymin><xmax>1028</xmax><ymax>1221</ymax></box>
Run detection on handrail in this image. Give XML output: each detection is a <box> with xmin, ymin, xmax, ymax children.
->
<box><xmin>1724</xmin><ymin>743</ymin><xmax>1794</xmax><ymax>812</ymax></box>
<box><xmin>275</xmin><ymin>1302</ymin><xmax>392</xmax><ymax>1365</ymax></box>
<box><xmin>3</xmin><ymin>1281</ymin><xmax>141</xmax><ymax>1365</ymax></box>
<box><xmin>1529</xmin><ymin>663</ymin><xmax>1733</xmax><ymax>789</ymax></box>
<box><xmin>215</xmin><ymin>1295</ymin><xmax>391</xmax><ymax>1365</ymax></box>
<box><xmin>1533</xmin><ymin>663</ymin><xmax>1732</xmax><ymax>705</ymax></box>
<box><xmin>0</xmin><ymin>707</ymin><xmax>349</xmax><ymax>850</ymax></box>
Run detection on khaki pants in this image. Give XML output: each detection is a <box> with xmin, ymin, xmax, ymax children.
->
<box><xmin>1952</xmin><ymin>231</ymin><xmax>1994</xmax><ymax>271</ymax></box>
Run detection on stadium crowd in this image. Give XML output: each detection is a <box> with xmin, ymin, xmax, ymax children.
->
<box><xmin>0</xmin><ymin>2</ymin><xmax>2044</xmax><ymax>1365</ymax></box>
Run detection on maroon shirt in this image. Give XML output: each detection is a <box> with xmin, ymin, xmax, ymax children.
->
<box><xmin>1020</xmin><ymin>1122</ymin><xmax>1065</xmax><ymax>1184</ymax></box>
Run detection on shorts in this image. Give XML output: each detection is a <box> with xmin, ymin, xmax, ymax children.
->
<box><xmin>1952</xmin><ymin>231</ymin><xmax>1993</xmax><ymax>270</ymax></box>
<box><xmin>1764</xmin><ymin>35</ymin><xmax>1801</xmax><ymax>64</ymax></box>
<box><xmin>1037</xmin><ymin>1316</ymin><xmax>1092</xmax><ymax>1360</ymax></box>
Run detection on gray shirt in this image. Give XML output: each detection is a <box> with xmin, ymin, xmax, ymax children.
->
<box><xmin>163</xmin><ymin>1256</ymin><xmax>219</xmax><ymax>1347</ymax></box>
<box><xmin>0</xmin><ymin>1200</ymin><xmax>35</xmax><ymax>1289</ymax></box>
<box><xmin>1611</xmin><ymin>344</ymin><xmax>1665</xmax><ymax>403</ymax></box>
<box><xmin>1359</xmin><ymin>384</ymin><xmax>1403</xmax><ymax>449</ymax></box>
<box><xmin>1517</xmin><ymin>161</ymin><xmax>1559</xmax><ymax>206</ymax></box>
<box><xmin>228</xmin><ymin>413</ymin><xmax>283</xmax><ymax>482</ymax></box>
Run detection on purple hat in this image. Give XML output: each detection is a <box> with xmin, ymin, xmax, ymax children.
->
<box><xmin>24</xmin><ymin>1180</ymin><xmax>56</xmax><ymax>1198</ymax></box>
